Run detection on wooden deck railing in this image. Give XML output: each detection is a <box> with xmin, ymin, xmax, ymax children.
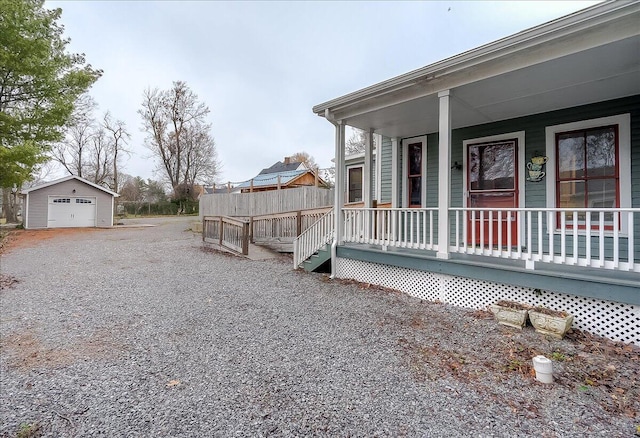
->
<box><xmin>293</xmin><ymin>208</ymin><xmax>334</xmax><ymax>268</ymax></box>
<box><xmin>251</xmin><ymin>207</ymin><xmax>332</xmax><ymax>245</ymax></box>
<box><xmin>202</xmin><ymin>207</ymin><xmax>332</xmax><ymax>256</ymax></box>
<box><xmin>203</xmin><ymin>216</ymin><xmax>250</xmax><ymax>255</ymax></box>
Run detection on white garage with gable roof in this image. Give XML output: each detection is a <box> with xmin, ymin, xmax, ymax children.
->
<box><xmin>21</xmin><ymin>175</ymin><xmax>119</xmax><ymax>229</ymax></box>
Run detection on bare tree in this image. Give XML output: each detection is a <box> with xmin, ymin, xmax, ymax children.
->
<box><xmin>102</xmin><ymin>112</ymin><xmax>130</xmax><ymax>193</ymax></box>
<box><xmin>119</xmin><ymin>174</ymin><xmax>145</xmax><ymax>202</ymax></box>
<box><xmin>52</xmin><ymin>95</ymin><xmax>130</xmax><ymax>189</ymax></box>
<box><xmin>85</xmin><ymin>126</ymin><xmax>112</xmax><ymax>186</ymax></box>
<box><xmin>139</xmin><ymin>81</ymin><xmax>219</xmax><ymax>198</ymax></box>
<box><xmin>52</xmin><ymin>94</ymin><xmax>98</xmax><ymax>179</ymax></box>
<box><xmin>291</xmin><ymin>151</ymin><xmax>318</xmax><ymax>170</ymax></box>
<box><xmin>346</xmin><ymin>128</ymin><xmax>376</xmax><ymax>155</ymax></box>
<box><xmin>183</xmin><ymin>123</ymin><xmax>219</xmax><ymax>188</ymax></box>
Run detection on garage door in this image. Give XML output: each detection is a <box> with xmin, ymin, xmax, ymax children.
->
<box><xmin>48</xmin><ymin>196</ymin><xmax>97</xmax><ymax>228</ymax></box>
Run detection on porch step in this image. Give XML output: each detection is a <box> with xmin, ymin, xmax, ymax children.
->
<box><xmin>302</xmin><ymin>244</ymin><xmax>331</xmax><ymax>273</ymax></box>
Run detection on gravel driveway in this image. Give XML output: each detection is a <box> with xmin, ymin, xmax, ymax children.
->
<box><xmin>1</xmin><ymin>217</ymin><xmax>637</xmax><ymax>437</ymax></box>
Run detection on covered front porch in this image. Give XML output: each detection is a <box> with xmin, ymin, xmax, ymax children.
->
<box><xmin>303</xmin><ymin>2</ymin><xmax>640</xmax><ymax>344</ymax></box>
<box><xmin>311</xmin><ymin>3</ymin><xmax>639</xmax><ymax>277</ymax></box>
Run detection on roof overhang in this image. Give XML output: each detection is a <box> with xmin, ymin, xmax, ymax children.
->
<box><xmin>21</xmin><ymin>175</ymin><xmax>120</xmax><ymax>197</ymax></box>
<box><xmin>313</xmin><ymin>0</ymin><xmax>640</xmax><ymax>138</ymax></box>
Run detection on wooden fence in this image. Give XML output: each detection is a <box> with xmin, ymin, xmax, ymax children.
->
<box><xmin>199</xmin><ymin>186</ymin><xmax>334</xmax><ymax>218</ymax></box>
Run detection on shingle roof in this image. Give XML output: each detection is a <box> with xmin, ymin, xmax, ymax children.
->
<box><xmin>20</xmin><ymin>175</ymin><xmax>119</xmax><ymax>197</ymax></box>
<box><xmin>258</xmin><ymin>161</ymin><xmax>305</xmax><ymax>175</ymax></box>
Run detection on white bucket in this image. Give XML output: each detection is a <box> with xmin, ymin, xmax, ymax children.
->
<box><xmin>532</xmin><ymin>355</ymin><xmax>553</xmax><ymax>384</ymax></box>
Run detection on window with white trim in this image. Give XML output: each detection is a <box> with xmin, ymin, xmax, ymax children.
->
<box><xmin>402</xmin><ymin>136</ymin><xmax>427</xmax><ymax>208</ymax></box>
<box><xmin>408</xmin><ymin>142</ymin><xmax>422</xmax><ymax>207</ymax></box>
<box><xmin>545</xmin><ymin>114</ymin><xmax>631</xmax><ymax>233</ymax></box>
<box><xmin>347</xmin><ymin>166</ymin><xmax>363</xmax><ymax>203</ymax></box>
<box><xmin>557</xmin><ymin>125</ymin><xmax>618</xmax><ymax>226</ymax></box>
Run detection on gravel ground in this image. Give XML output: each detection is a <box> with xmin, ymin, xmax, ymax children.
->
<box><xmin>1</xmin><ymin>217</ymin><xmax>638</xmax><ymax>437</ymax></box>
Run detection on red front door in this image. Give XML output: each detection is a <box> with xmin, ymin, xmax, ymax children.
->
<box><xmin>467</xmin><ymin>139</ymin><xmax>518</xmax><ymax>247</ymax></box>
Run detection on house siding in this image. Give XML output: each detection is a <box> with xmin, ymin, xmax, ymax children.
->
<box><xmin>370</xmin><ymin>96</ymin><xmax>640</xmax><ymax>257</ymax></box>
<box><xmin>451</xmin><ymin>95</ymin><xmax>640</xmax><ymax>257</ymax></box>
<box><xmin>26</xmin><ymin>179</ymin><xmax>114</xmax><ymax>229</ymax></box>
<box><xmin>379</xmin><ymin>136</ymin><xmax>393</xmax><ymax>204</ymax></box>
<box><xmin>344</xmin><ymin>156</ymin><xmax>376</xmax><ymax>204</ymax></box>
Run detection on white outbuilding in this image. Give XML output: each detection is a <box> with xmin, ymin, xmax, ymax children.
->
<box><xmin>21</xmin><ymin>175</ymin><xmax>119</xmax><ymax>229</ymax></box>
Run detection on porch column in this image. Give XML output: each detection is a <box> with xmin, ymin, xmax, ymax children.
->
<box><xmin>363</xmin><ymin>129</ymin><xmax>374</xmax><ymax>207</ymax></box>
<box><xmin>391</xmin><ymin>137</ymin><xmax>399</xmax><ymax>208</ymax></box>
<box><xmin>437</xmin><ymin>90</ymin><xmax>451</xmax><ymax>259</ymax></box>
<box><xmin>334</xmin><ymin>120</ymin><xmax>346</xmax><ymax>245</ymax></box>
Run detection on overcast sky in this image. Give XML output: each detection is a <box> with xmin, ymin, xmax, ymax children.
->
<box><xmin>47</xmin><ymin>0</ymin><xmax>599</xmax><ymax>186</ymax></box>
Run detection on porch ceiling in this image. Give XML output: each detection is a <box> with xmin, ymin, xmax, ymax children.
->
<box><xmin>343</xmin><ymin>35</ymin><xmax>640</xmax><ymax>139</ymax></box>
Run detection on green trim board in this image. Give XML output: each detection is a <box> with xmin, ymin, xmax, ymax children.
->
<box><xmin>336</xmin><ymin>245</ymin><xmax>640</xmax><ymax>305</ymax></box>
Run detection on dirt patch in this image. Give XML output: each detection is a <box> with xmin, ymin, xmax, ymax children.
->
<box><xmin>0</xmin><ymin>228</ymin><xmax>104</xmax><ymax>255</ymax></box>
<box><xmin>386</xmin><ymin>305</ymin><xmax>640</xmax><ymax>420</ymax></box>
<box><xmin>0</xmin><ymin>328</ymin><xmax>125</xmax><ymax>371</ymax></box>
<box><xmin>0</xmin><ymin>274</ymin><xmax>19</xmax><ymax>290</ymax></box>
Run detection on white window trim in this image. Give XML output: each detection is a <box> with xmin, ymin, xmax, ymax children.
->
<box><xmin>346</xmin><ymin>164</ymin><xmax>364</xmax><ymax>204</ymax></box>
<box><xmin>462</xmin><ymin>131</ymin><xmax>526</xmax><ymax>207</ymax></box>
<box><xmin>401</xmin><ymin>136</ymin><xmax>427</xmax><ymax>208</ymax></box>
<box><xmin>24</xmin><ymin>192</ymin><xmax>29</xmax><ymax>229</ymax></box>
<box><xmin>462</xmin><ymin>131</ymin><xmax>526</xmax><ymax>244</ymax></box>
<box><xmin>545</xmin><ymin>113</ymin><xmax>631</xmax><ymax>235</ymax></box>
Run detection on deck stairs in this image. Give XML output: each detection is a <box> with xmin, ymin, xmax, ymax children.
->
<box><xmin>301</xmin><ymin>243</ymin><xmax>331</xmax><ymax>272</ymax></box>
<box><xmin>293</xmin><ymin>208</ymin><xmax>334</xmax><ymax>272</ymax></box>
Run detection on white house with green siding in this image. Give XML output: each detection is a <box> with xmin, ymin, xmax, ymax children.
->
<box><xmin>298</xmin><ymin>1</ymin><xmax>640</xmax><ymax>345</ymax></box>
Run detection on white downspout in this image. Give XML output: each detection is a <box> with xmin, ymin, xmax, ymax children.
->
<box><xmin>325</xmin><ymin>109</ymin><xmax>345</xmax><ymax>279</ymax></box>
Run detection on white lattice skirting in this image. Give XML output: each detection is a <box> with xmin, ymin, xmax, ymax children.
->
<box><xmin>336</xmin><ymin>257</ymin><xmax>639</xmax><ymax>346</ymax></box>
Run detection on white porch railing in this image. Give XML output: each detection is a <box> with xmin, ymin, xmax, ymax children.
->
<box><xmin>343</xmin><ymin>208</ymin><xmax>438</xmax><ymax>250</ymax></box>
<box><xmin>293</xmin><ymin>208</ymin><xmax>334</xmax><ymax>268</ymax></box>
<box><xmin>450</xmin><ymin>207</ymin><xmax>640</xmax><ymax>273</ymax></box>
<box><xmin>338</xmin><ymin>207</ymin><xmax>639</xmax><ymax>273</ymax></box>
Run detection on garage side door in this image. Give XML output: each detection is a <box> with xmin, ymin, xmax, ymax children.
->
<box><xmin>48</xmin><ymin>196</ymin><xmax>96</xmax><ymax>228</ymax></box>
